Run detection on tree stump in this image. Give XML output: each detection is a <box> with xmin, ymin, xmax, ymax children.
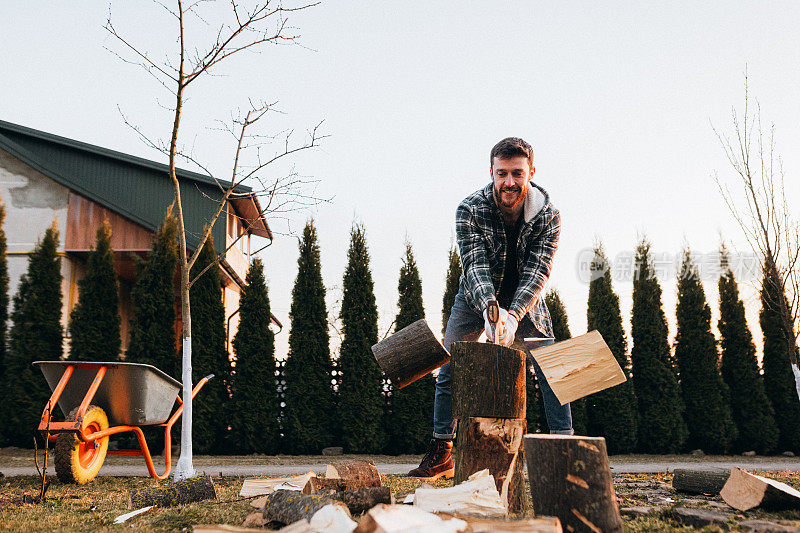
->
<box><xmin>524</xmin><ymin>434</ymin><xmax>622</xmax><ymax>533</ymax></box>
<box><xmin>672</xmin><ymin>468</ymin><xmax>731</xmax><ymax>495</ymax></box>
<box><xmin>371</xmin><ymin>319</ymin><xmax>450</xmax><ymax>389</ymax></box>
<box><xmin>454</xmin><ymin>417</ymin><xmax>528</xmax><ymax>513</ymax></box>
<box><xmin>451</xmin><ymin>341</ymin><xmax>526</xmax><ymax>420</ymax></box>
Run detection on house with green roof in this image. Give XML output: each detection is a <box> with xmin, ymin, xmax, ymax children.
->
<box><xmin>0</xmin><ymin>119</ymin><xmax>278</xmax><ymax>365</ymax></box>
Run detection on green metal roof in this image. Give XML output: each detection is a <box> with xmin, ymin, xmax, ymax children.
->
<box><xmin>0</xmin><ymin>119</ymin><xmax>269</xmax><ymax>255</ymax></box>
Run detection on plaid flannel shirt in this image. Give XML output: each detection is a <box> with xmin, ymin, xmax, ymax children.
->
<box><xmin>456</xmin><ymin>182</ymin><xmax>561</xmax><ymax>338</ymax></box>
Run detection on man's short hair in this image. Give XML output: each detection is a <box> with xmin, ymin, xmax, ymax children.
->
<box><xmin>490</xmin><ymin>137</ymin><xmax>533</xmax><ymax>168</ymax></box>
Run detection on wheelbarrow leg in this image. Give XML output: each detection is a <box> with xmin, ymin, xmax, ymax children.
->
<box><xmin>39</xmin><ymin>365</ymin><xmax>74</xmax><ymax>431</ymax></box>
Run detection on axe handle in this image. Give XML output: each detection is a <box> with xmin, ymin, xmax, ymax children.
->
<box><xmin>486</xmin><ymin>299</ymin><xmax>503</xmax><ymax>343</ymax></box>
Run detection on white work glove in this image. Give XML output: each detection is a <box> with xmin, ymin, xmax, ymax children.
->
<box><xmin>497</xmin><ymin>314</ymin><xmax>518</xmax><ymax>347</ymax></box>
<box><xmin>483</xmin><ymin>306</ymin><xmax>509</xmax><ymax>343</ymax></box>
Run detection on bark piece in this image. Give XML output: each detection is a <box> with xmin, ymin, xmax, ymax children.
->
<box><xmin>672</xmin><ymin>468</ymin><xmax>731</xmax><ymax>495</ymax></box>
<box><xmin>524</xmin><ymin>434</ymin><xmax>622</xmax><ymax>533</ymax></box>
<box><xmin>440</xmin><ymin>513</ymin><xmax>563</xmax><ymax>532</ymax></box>
<box><xmin>453</xmin><ymin>417</ymin><xmax>528</xmax><ymax>513</ymax></box>
<box><xmin>451</xmin><ymin>341</ymin><xmax>526</xmax><ymax>419</ymax></box>
<box><xmin>721</xmin><ymin>467</ymin><xmax>800</xmax><ymax>511</ymax></box>
<box><xmin>671</xmin><ymin>507</ymin><xmax>732</xmax><ymax>528</ymax></box>
<box><xmin>326</xmin><ymin>460</ymin><xmax>382</xmax><ymax>490</ymax></box>
<box><xmin>414</xmin><ymin>469</ymin><xmax>506</xmax><ymax>516</ymax></box>
<box><xmin>240</xmin><ymin>472</ymin><xmax>316</xmax><ymax>497</ymax></box>
<box><xmin>262</xmin><ymin>490</ymin><xmax>351</xmax><ymax>525</ymax></box>
<box><xmin>128</xmin><ymin>476</ymin><xmax>216</xmax><ymax>508</ymax></box>
<box><xmin>354</xmin><ymin>504</ymin><xmax>467</xmax><ymax>533</ymax></box>
<box><xmin>527</xmin><ymin>331</ymin><xmax>626</xmax><ymax>405</ymax></box>
<box><xmin>328</xmin><ymin>487</ymin><xmax>393</xmax><ymax>514</ymax></box>
<box><xmin>371</xmin><ymin>318</ymin><xmax>450</xmax><ymax>388</ymax></box>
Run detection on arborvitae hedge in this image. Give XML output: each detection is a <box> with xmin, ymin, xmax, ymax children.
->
<box><xmin>674</xmin><ymin>248</ymin><xmax>737</xmax><ymax>453</ymax></box>
<box><xmin>585</xmin><ymin>245</ymin><xmax>638</xmax><ymax>453</ymax></box>
<box><xmin>337</xmin><ymin>224</ymin><xmax>386</xmax><ymax>453</ymax></box>
<box><xmin>630</xmin><ymin>238</ymin><xmax>687</xmax><ymax>454</ymax></box>
<box><xmin>441</xmin><ymin>246</ymin><xmax>462</xmax><ymax>335</ymax></box>
<box><xmin>189</xmin><ymin>237</ymin><xmax>229</xmax><ymax>454</ymax></box>
<box><xmin>0</xmin><ymin>202</ymin><xmax>8</xmax><ymax>446</ymax></box>
<box><xmin>228</xmin><ymin>258</ymin><xmax>280</xmax><ymax>454</ymax></box>
<box><xmin>387</xmin><ymin>243</ymin><xmax>434</xmax><ymax>454</ymax></box>
<box><xmin>544</xmin><ymin>289</ymin><xmax>583</xmax><ymax>434</ymax></box>
<box><xmin>2</xmin><ymin>225</ymin><xmax>63</xmax><ymax>447</ymax></box>
<box><xmin>126</xmin><ymin>211</ymin><xmax>178</xmax><ymax>377</ymax></box>
<box><xmin>283</xmin><ymin>221</ymin><xmax>336</xmax><ymax>454</ymax></box>
<box><xmin>718</xmin><ymin>246</ymin><xmax>778</xmax><ymax>454</ymax></box>
<box><xmin>760</xmin><ymin>260</ymin><xmax>800</xmax><ymax>453</ymax></box>
<box><xmin>68</xmin><ymin>221</ymin><xmax>121</xmax><ymax>361</ymax></box>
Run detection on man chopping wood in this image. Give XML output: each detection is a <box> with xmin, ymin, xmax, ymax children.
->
<box><xmin>409</xmin><ymin>137</ymin><xmax>572</xmax><ymax>480</ymax></box>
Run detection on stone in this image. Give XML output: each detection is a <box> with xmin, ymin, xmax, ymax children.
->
<box><xmin>739</xmin><ymin>519</ymin><xmax>800</xmax><ymax>532</ymax></box>
<box><xmin>743</xmin><ymin>451</ymin><xmax>757</xmax><ymax>457</ymax></box>
<box><xmin>322</xmin><ymin>447</ymin><xmax>343</xmax><ymax>456</ymax></box>
<box><xmin>620</xmin><ymin>506</ymin><xmax>659</xmax><ymax>518</ymax></box>
<box><xmin>672</xmin><ymin>507</ymin><xmax>731</xmax><ymax>528</ymax></box>
<box><xmin>706</xmin><ymin>501</ymin><xmax>732</xmax><ymax>510</ymax></box>
<box><xmin>782</xmin><ymin>451</ymin><xmax>796</xmax><ymax>457</ymax></box>
<box><xmin>690</xmin><ymin>449</ymin><xmax>705</xmax><ymax>457</ymax></box>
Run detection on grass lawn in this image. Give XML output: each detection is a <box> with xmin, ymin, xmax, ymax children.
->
<box><xmin>3</xmin><ymin>470</ymin><xmax>800</xmax><ymax>531</ymax></box>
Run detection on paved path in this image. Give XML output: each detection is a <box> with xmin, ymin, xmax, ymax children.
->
<box><xmin>3</xmin><ymin>459</ymin><xmax>800</xmax><ymax>477</ymax></box>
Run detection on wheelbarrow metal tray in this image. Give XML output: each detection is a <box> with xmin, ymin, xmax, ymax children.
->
<box><xmin>34</xmin><ymin>361</ymin><xmax>181</xmax><ymax>426</ymax></box>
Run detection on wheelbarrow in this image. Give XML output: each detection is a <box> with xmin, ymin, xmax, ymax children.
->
<box><xmin>34</xmin><ymin>361</ymin><xmax>212</xmax><ymax>484</ymax></box>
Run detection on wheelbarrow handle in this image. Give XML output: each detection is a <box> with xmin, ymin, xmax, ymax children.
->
<box><xmin>205</xmin><ymin>374</ymin><xmax>215</xmax><ymax>381</ymax></box>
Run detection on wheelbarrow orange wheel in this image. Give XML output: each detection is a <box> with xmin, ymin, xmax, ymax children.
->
<box><xmin>54</xmin><ymin>405</ymin><xmax>109</xmax><ymax>484</ymax></box>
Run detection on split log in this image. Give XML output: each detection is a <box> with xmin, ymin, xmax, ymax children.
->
<box><xmin>720</xmin><ymin>467</ymin><xmax>800</xmax><ymax>511</ymax></box>
<box><xmin>354</xmin><ymin>504</ymin><xmax>467</xmax><ymax>533</ymax></box>
<box><xmin>309</xmin><ymin>476</ymin><xmax>347</xmax><ymax>494</ymax></box>
<box><xmin>262</xmin><ymin>490</ymin><xmax>352</xmax><ymax>526</ymax></box>
<box><xmin>415</xmin><ymin>469</ymin><xmax>506</xmax><ymax>516</ymax></box>
<box><xmin>328</xmin><ymin>487</ymin><xmax>393</xmax><ymax>514</ymax></box>
<box><xmin>524</xmin><ymin>434</ymin><xmax>622</xmax><ymax>533</ymax></box>
<box><xmin>451</xmin><ymin>341</ymin><xmax>526</xmax><ymax>419</ymax></box>
<box><xmin>440</xmin><ymin>513</ymin><xmax>563</xmax><ymax>532</ymax></box>
<box><xmin>454</xmin><ymin>417</ymin><xmax>528</xmax><ymax>513</ymax></box>
<box><xmin>672</xmin><ymin>468</ymin><xmax>731</xmax><ymax>495</ymax></box>
<box><xmin>371</xmin><ymin>319</ymin><xmax>450</xmax><ymax>389</ymax></box>
<box><xmin>239</xmin><ymin>472</ymin><xmax>316</xmax><ymax>497</ymax></box>
<box><xmin>193</xmin><ymin>526</ymin><xmax>264</xmax><ymax>532</ymax></box>
<box><xmin>527</xmin><ymin>331</ymin><xmax>626</xmax><ymax>405</ymax></box>
<box><xmin>129</xmin><ymin>476</ymin><xmax>216</xmax><ymax>508</ymax></box>
<box><xmin>326</xmin><ymin>460</ymin><xmax>382</xmax><ymax>490</ymax></box>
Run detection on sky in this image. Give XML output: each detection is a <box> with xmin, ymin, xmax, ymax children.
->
<box><xmin>1</xmin><ymin>2</ymin><xmax>799</xmax><ymax>360</ymax></box>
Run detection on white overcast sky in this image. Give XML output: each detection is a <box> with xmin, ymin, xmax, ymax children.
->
<box><xmin>2</xmin><ymin>2</ymin><xmax>799</xmax><ymax>359</ymax></box>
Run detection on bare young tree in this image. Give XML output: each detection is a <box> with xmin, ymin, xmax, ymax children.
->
<box><xmin>105</xmin><ymin>0</ymin><xmax>324</xmax><ymax>479</ymax></box>
<box><xmin>713</xmin><ymin>73</ymin><xmax>800</xmax><ymax>398</ymax></box>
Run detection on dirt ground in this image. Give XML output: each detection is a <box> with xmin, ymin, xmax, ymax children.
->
<box><xmin>2</xmin><ymin>470</ymin><xmax>800</xmax><ymax>531</ymax></box>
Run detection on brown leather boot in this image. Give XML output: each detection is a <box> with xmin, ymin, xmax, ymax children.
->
<box><xmin>407</xmin><ymin>438</ymin><xmax>454</xmax><ymax>480</ymax></box>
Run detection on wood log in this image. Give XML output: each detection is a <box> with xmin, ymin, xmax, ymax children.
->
<box><xmin>454</xmin><ymin>417</ymin><xmax>528</xmax><ymax>514</ymax></box>
<box><xmin>309</xmin><ymin>476</ymin><xmax>347</xmax><ymax>494</ymax></box>
<box><xmin>672</xmin><ymin>468</ymin><xmax>731</xmax><ymax>495</ymax></box>
<box><xmin>439</xmin><ymin>513</ymin><xmax>563</xmax><ymax>532</ymax></box>
<box><xmin>328</xmin><ymin>487</ymin><xmax>393</xmax><ymax>514</ymax></box>
<box><xmin>720</xmin><ymin>467</ymin><xmax>800</xmax><ymax>511</ymax></box>
<box><xmin>415</xmin><ymin>469</ymin><xmax>506</xmax><ymax>516</ymax></box>
<box><xmin>524</xmin><ymin>434</ymin><xmax>622</xmax><ymax>533</ymax></box>
<box><xmin>261</xmin><ymin>490</ymin><xmax>352</xmax><ymax>526</ymax></box>
<box><xmin>128</xmin><ymin>475</ymin><xmax>216</xmax><ymax>508</ymax></box>
<box><xmin>371</xmin><ymin>319</ymin><xmax>450</xmax><ymax>389</ymax></box>
<box><xmin>354</xmin><ymin>504</ymin><xmax>468</xmax><ymax>533</ymax></box>
<box><xmin>326</xmin><ymin>460</ymin><xmax>382</xmax><ymax>490</ymax></box>
<box><xmin>239</xmin><ymin>472</ymin><xmax>316</xmax><ymax>497</ymax></box>
<box><xmin>527</xmin><ymin>331</ymin><xmax>626</xmax><ymax>405</ymax></box>
<box><xmin>451</xmin><ymin>341</ymin><xmax>526</xmax><ymax>419</ymax></box>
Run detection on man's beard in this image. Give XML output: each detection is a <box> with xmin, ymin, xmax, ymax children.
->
<box><xmin>494</xmin><ymin>184</ymin><xmax>527</xmax><ymax>209</ymax></box>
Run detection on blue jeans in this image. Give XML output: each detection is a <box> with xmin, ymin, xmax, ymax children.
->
<box><xmin>433</xmin><ymin>292</ymin><xmax>573</xmax><ymax>439</ymax></box>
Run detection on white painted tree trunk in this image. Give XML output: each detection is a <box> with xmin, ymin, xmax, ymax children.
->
<box><xmin>174</xmin><ymin>336</ymin><xmax>195</xmax><ymax>481</ymax></box>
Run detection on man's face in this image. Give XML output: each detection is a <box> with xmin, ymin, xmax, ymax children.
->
<box><xmin>491</xmin><ymin>156</ymin><xmax>534</xmax><ymax>210</ymax></box>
